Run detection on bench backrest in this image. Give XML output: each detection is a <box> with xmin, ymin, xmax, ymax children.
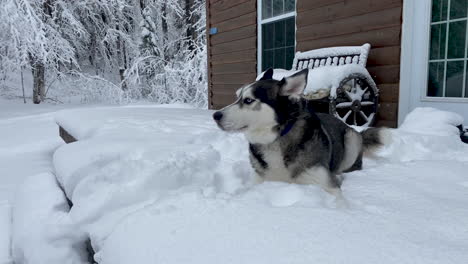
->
<box><xmin>291</xmin><ymin>43</ymin><xmax>370</xmax><ymax>71</ymax></box>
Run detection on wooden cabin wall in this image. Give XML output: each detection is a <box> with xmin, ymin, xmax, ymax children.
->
<box><xmin>208</xmin><ymin>0</ymin><xmax>403</xmax><ymax>127</ymax></box>
<box><xmin>207</xmin><ymin>0</ymin><xmax>257</xmax><ymax>109</ymax></box>
<box><xmin>296</xmin><ymin>0</ymin><xmax>403</xmax><ymax>127</ymax></box>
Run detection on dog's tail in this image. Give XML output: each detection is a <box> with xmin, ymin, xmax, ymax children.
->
<box><xmin>360</xmin><ymin>127</ymin><xmax>393</xmax><ymax>155</ymax></box>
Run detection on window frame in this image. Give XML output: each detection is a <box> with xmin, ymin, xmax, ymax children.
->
<box><xmin>257</xmin><ymin>0</ymin><xmax>297</xmax><ymax>74</ymax></box>
<box><xmin>423</xmin><ymin>0</ymin><xmax>468</xmax><ymax>101</ymax></box>
<box><xmin>399</xmin><ymin>0</ymin><xmax>468</xmax><ymax>126</ymax></box>
<box><xmin>427</xmin><ymin>0</ymin><xmax>468</xmax><ymax>99</ymax></box>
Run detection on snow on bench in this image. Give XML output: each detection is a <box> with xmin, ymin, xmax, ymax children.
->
<box><xmin>17</xmin><ymin>105</ymin><xmax>465</xmax><ymax>264</ymax></box>
<box><xmin>257</xmin><ymin>44</ymin><xmax>379</xmax><ymax>127</ymax></box>
<box><xmin>292</xmin><ymin>43</ymin><xmax>370</xmax><ymax>69</ymax></box>
<box><xmin>257</xmin><ymin>44</ymin><xmax>375</xmax><ymax>98</ymax></box>
<box><xmin>256</xmin><ymin>65</ymin><xmax>375</xmax><ymax>99</ymax></box>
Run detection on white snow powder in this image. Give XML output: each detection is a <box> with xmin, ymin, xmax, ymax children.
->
<box><xmin>7</xmin><ymin>104</ymin><xmax>468</xmax><ymax>264</ymax></box>
<box><xmin>12</xmin><ymin>173</ymin><xmax>89</xmax><ymax>264</ymax></box>
<box><xmin>48</xmin><ymin>106</ymin><xmax>468</xmax><ymax>264</ymax></box>
<box><xmin>0</xmin><ymin>203</ymin><xmax>12</xmax><ymax>264</ymax></box>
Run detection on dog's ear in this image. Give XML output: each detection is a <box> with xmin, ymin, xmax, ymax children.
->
<box><xmin>260</xmin><ymin>68</ymin><xmax>274</xmax><ymax>80</ymax></box>
<box><xmin>278</xmin><ymin>69</ymin><xmax>308</xmax><ymax>97</ymax></box>
<box><xmin>235</xmin><ymin>88</ymin><xmax>242</xmax><ymax>98</ymax></box>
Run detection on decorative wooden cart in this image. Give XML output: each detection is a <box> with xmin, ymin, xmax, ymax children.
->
<box><xmin>292</xmin><ymin>43</ymin><xmax>379</xmax><ymax>127</ymax></box>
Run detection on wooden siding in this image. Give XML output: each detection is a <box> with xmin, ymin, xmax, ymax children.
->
<box><xmin>208</xmin><ymin>0</ymin><xmax>403</xmax><ymax>127</ymax></box>
<box><xmin>297</xmin><ymin>0</ymin><xmax>403</xmax><ymax>127</ymax></box>
<box><xmin>207</xmin><ymin>0</ymin><xmax>257</xmax><ymax>109</ymax></box>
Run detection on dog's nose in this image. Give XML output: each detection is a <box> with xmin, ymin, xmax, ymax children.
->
<box><xmin>213</xmin><ymin>111</ymin><xmax>223</xmax><ymax>121</ymax></box>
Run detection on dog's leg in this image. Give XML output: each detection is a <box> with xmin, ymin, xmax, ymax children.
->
<box><xmin>294</xmin><ymin>166</ymin><xmax>348</xmax><ymax>207</ymax></box>
<box><xmin>294</xmin><ymin>166</ymin><xmax>340</xmax><ymax>193</ymax></box>
<box><xmin>253</xmin><ymin>174</ymin><xmax>265</xmax><ymax>184</ymax></box>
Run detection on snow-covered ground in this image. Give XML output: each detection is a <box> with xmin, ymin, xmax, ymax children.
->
<box><xmin>0</xmin><ymin>98</ymin><xmax>71</xmax><ymax>264</ymax></box>
<box><xmin>2</xmin><ymin>100</ymin><xmax>468</xmax><ymax>264</ymax></box>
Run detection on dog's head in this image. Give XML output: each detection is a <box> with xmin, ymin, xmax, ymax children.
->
<box><xmin>213</xmin><ymin>68</ymin><xmax>308</xmax><ymax>144</ymax></box>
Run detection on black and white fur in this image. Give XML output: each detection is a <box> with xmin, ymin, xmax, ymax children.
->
<box><xmin>213</xmin><ymin>68</ymin><xmax>387</xmax><ymax>194</ymax></box>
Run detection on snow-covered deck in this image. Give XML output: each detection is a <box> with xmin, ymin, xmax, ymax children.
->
<box><xmin>11</xmin><ymin>105</ymin><xmax>468</xmax><ymax>264</ymax></box>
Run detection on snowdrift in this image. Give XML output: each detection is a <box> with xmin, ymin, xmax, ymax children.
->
<box><xmin>14</xmin><ymin>105</ymin><xmax>468</xmax><ymax>264</ymax></box>
<box><xmin>11</xmin><ymin>173</ymin><xmax>89</xmax><ymax>264</ymax></box>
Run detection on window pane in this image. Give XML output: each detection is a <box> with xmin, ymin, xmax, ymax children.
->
<box><xmin>263</xmin><ymin>50</ymin><xmax>274</xmax><ymax>71</ymax></box>
<box><xmin>285</xmin><ymin>17</ymin><xmax>295</xmax><ymax>46</ymax></box>
<box><xmin>446</xmin><ymin>61</ymin><xmax>464</xmax><ymax>97</ymax></box>
<box><xmin>262</xmin><ymin>17</ymin><xmax>295</xmax><ymax>70</ymax></box>
<box><xmin>428</xmin><ymin>62</ymin><xmax>445</xmax><ymax>97</ymax></box>
<box><xmin>432</xmin><ymin>0</ymin><xmax>448</xmax><ymax>22</ymax></box>
<box><xmin>262</xmin><ymin>23</ymin><xmax>274</xmax><ymax>50</ymax></box>
<box><xmin>285</xmin><ymin>47</ymin><xmax>295</xmax><ymax>70</ymax></box>
<box><xmin>285</xmin><ymin>0</ymin><xmax>295</xmax><ymax>13</ymax></box>
<box><xmin>274</xmin><ymin>48</ymin><xmax>286</xmax><ymax>68</ymax></box>
<box><xmin>450</xmin><ymin>0</ymin><xmax>467</xmax><ymax>19</ymax></box>
<box><xmin>274</xmin><ymin>19</ymin><xmax>285</xmax><ymax>47</ymax></box>
<box><xmin>430</xmin><ymin>24</ymin><xmax>447</xmax><ymax>60</ymax></box>
<box><xmin>447</xmin><ymin>21</ymin><xmax>466</xmax><ymax>59</ymax></box>
<box><xmin>273</xmin><ymin>0</ymin><xmax>284</xmax><ymax>17</ymax></box>
<box><xmin>262</xmin><ymin>0</ymin><xmax>273</xmax><ymax>19</ymax></box>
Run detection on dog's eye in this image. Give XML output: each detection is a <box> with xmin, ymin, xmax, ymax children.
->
<box><xmin>243</xmin><ymin>98</ymin><xmax>254</xmax><ymax>104</ymax></box>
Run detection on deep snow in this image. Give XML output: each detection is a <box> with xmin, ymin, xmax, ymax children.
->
<box><xmin>3</xmin><ymin>100</ymin><xmax>468</xmax><ymax>264</ymax></box>
<box><xmin>22</xmin><ymin>105</ymin><xmax>467</xmax><ymax>264</ymax></box>
<box><xmin>0</xmin><ymin>98</ymin><xmax>71</xmax><ymax>264</ymax></box>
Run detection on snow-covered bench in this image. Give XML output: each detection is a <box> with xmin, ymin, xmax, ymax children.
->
<box><xmin>258</xmin><ymin>44</ymin><xmax>379</xmax><ymax>127</ymax></box>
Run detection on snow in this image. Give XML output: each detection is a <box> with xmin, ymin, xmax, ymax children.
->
<box><xmin>11</xmin><ymin>172</ymin><xmax>89</xmax><ymax>264</ymax></box>
<box><xmin>293</xmin><ymin>44</ymin><xmax>370</xmax><ymax>67</ymax></box>
<box><xmin>0</xmin><ymin>99</ymin><xmax>70</xmax><ymax>201</ymax></box>
<box><xmin>0</xmin><ymin>99</ymin><xmax>72</xmax><ymax>264</ymax></box>
<box><xmin>256</xmin><ymin>65</ymin><xmax>376</xmax><ymax>98</ymax></box>
<box><xmin>1</xmin><ymin>0</ymin><xmax>207</xmax><ymax>106</ymax></box>
<box><xmin>372</xmin><ymin>108</ymin><xmax>466</xmax><ymax>162</ymax></box>
<box><xmin>37</xmin><ymin>106</ymin><xmax>468</xmax><ymax>264</ymax></box>
<box><xmin>2</xmin><ymin>100</ymin><xmax>468</xmax><ymax>264</ymax></box>
<box><xmin>0</xmin><ymin>203</ymin><xmax>11</xmax><ymax>264</ymax></box>
<box><xmin>255</xmin><ymin>44</ymin><xmax>376</xmax><ymax>100</ymax></box>
<box><xmin>399</xmin><ymin>107</ymin><xmax>463</xmax><ymax>136</ymax></box>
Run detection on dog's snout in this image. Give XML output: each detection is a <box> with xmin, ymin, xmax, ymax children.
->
<box><xmin>213</xmin><ymin>111</ymin><xmax>223</xmax><ymax>121</ymax></box>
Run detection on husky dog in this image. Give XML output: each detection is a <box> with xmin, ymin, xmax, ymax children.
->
<box><xmin>213</xmin><ymin>68</ymin><xmax>387</xmax><ymax>195</ymax></box>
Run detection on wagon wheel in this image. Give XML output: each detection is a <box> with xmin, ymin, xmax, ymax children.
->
<box><xmin>329</xmin><ymin>74</ymin><xmax>378</xmax><ymax>127</ymax></box>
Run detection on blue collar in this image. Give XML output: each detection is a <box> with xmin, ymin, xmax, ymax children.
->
<box><xmin>280</xmin><ymin>121</ymin><xmax>296</xmax><ymax>137</ymax></box>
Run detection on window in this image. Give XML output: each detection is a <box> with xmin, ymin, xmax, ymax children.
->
<box><xmin>428</xmin><ymin>0</ymin><xmax>468</xmax><ymax>98</ymax></box>
<box><xmin>258</xmin><ymin>0</ymin><xmax>296</xmax><ymax>72</ymax></box>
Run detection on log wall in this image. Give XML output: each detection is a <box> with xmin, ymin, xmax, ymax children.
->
<box><xmin>208</xmin><ymin>0</ymin><xmax>403</xmax><ymax>127</ymax></box>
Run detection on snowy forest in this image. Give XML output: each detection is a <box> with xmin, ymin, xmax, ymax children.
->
<box><xmin>0</xmin><ymin>0</ymin><xmax>207</xmax><ymax>107</ymax></box>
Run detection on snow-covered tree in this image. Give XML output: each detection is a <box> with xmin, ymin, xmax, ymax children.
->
<box><xmin>0</xmin><ymin>0</ymin><xmax>80</xmax><ymax>103</ymax></box>
<box><xmin>0</xmin><ymin>0</ymin><xmax>207</xmax><ymax>106</ymax></box>
<box><xmin>125</xmin><ymin>0</ymin><xmax>207</xmax><ymax>106</ymax></box>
